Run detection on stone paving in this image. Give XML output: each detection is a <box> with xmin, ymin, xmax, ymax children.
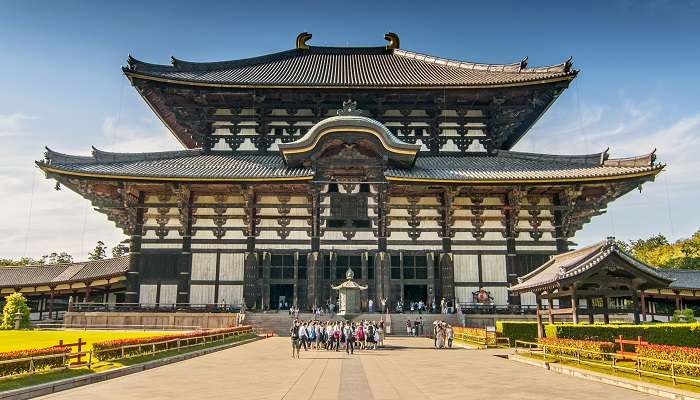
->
<box><xmin>40</xmin><ymin>337</ymin><xmax>658</xmax><ymax>400</ymax></box>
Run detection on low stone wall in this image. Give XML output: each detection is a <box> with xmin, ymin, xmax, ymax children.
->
<box><xmin>63</xmin><ymin>312</ymin><xmax>239</xmax><ymax>329</ymax></box>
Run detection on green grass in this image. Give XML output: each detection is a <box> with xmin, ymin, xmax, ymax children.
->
<box><xmin>0</xmin><ymin>333</ymin><xmax>256</xmax><ymax>392</ymax></box>
<box><xmin>518</xmin><ymin>351</ymin><xmax>700</xmax><ymax>394</ymax></box>
<box><xmin>0</xmin><ymin>330</ymin><xmax>176</xmax><ymax>352</ymax></box>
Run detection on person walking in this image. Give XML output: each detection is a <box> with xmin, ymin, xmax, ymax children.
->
<box><xmin>298</xmin><ymin>322</ymin><xmax>309</xmax><ymax>351</ymax></box>
<box><xmin>406</xmin><ymin>319</ymin><xmax>412</xmax><ymax>336</ymax></box>
<box><xmin>290</xmin><ymin>321</ymin><xmax>301</xmax><ymax>359</ymax></box>
<box><xmin>345</xmin><ymin>323</ymin><xmax>355</xmax><ymax>354</ymax></box>
<box><xmin>446</xmin><ymin>324</ymin><xmax>454</xmax><ymax>348</ymax></box>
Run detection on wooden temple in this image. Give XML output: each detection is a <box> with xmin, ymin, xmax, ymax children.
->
<box><xmin>33</xmin><ymin>32</ymin><xmax>666</xmax><ymax>312</ymax></box>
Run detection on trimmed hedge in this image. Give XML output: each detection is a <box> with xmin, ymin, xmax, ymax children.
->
<box><xmin>496</xmin><ymin>321</ymin><xmax>539</xmax><ymax>344</ymax></box>
<box><xmin>538</xmin><ymin>337</ymin><xmax>615</xmax><ymax>361</ymax></box>
<box><xmin>0</xmin><ymin>345</ymin><xmax>70</xmax><ymax>376</ymax></box>
<box><xmin>545</xmin><ymin>323</ymin><xmax>700</xmax><ymax>347</ymax></box>
<box><xmin>93</xmin><ymin>326</ymin><xmax>251</xmax><ymax>361</ymax></box>
<box><xmin>637</xmin><ymin>344</ymin><xmax>700</xmax><ymax>376</ymax></box>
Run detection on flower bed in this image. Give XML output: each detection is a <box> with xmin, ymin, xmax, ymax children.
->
<box><xmin>92</xmin><ymin>325</ymin><xmax>251</xmax><ymax>361</ymax></box>
<box><xmin>538</xmin><ymin>337</ymin><xmax>615</xmax><ymax>361</ymax></box>
<box><xmin>0</xmin><ymin>346</ymin><xmax>70</xmax><ymax>377</ymax></box>
<box><xmin>637</xmin><ymin>344</ymin><xmax>700</xmax><ymax>376</ymax></box>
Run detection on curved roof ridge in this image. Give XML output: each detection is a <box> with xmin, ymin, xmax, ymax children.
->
<box><xmin>91</xmin><ymin>147</ymin><xmax>203</xmax><ymax>163</ymax></box>
<box><xmin>603</xmin><ymin>150</ymin><xmax>657</xmax><ymax>167</ymax></box>
<box><xmin>497</xmin><ymin>149</ymin><xmax>605</xmax><ymax>166</ymax></box>
<box><xmin>42</xmin><ymin>147</ymin><xmax>94</xmax><ymax>165</ymax></box>
<box><xmin>394</xmin><ymin>49</ymin><xmax>572</xmax><ymax>73</ymax></box>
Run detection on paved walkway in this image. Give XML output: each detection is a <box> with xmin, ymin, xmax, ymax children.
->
<box><xmin>40</xmin><ymin>337</ymin><xmax>657</xmax><ymax>400</ymax></box>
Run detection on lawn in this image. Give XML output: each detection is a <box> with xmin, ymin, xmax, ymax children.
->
<box><xmin>0</xmin><ymin>332</ymin><xmax>256</xmax><ymax>392</ymax></box>
<box><xmin>0</xmin><ymin>329</ymin><xmax>179</xmax><ymax>352</ymax></box>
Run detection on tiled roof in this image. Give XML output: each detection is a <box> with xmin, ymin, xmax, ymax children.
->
<box><xmin>0</xmin><ymin>256</ymin><xmax>129</xmax><ymax>288</ymax></box>
<box><xmin>659</xmin><ymin>270</ymin><xmax>700</xmax><ymax>290</ymax></box>
<box><xmin>124</xmin><ymin>46</ymin><xmax>576</xmax><ymax>88</ymax></box>
<box><xmin>39</xmin><ymin>148</ymin><xmax>313</xmax><ymax>180</ymax></box>
<box><xmin>38</xmin><ymin>148</ymin><xmax>661</xmax><ymax>183</ymax></box>
<box><xmin>510</xmin><ymin>240</ymin><xmax>671</xmax><ymax>293</ymax></box>
<box><xmin>385</xmin><ymin>150</ymin><xmax>662</xmax><ymax>182</ymax></box>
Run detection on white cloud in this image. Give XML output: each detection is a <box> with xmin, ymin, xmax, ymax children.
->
<box><xmin>0</xmin><ymin>115</ymin><xmax>182</xmax><ymax>260</ymax></box>
<box><xmin>0</xmin><ymin>113</ymin><xmax>38</xmax><ymax>137</ymax></box>
<box><xmin>100</xmin><ymin>116</ymin><xmax>181</xmax><ymax>152</ymax></box>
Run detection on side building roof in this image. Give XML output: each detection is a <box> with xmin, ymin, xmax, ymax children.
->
<box><xmin>37</xmin><ymin>148</ymin><xmax>662</xmax><ymax>184</ymax></box>
<box><xmin>510</xmin><ymin>239</ymin><xmax>672</xmax><ymax>293</ymax></box>
<box><xmin>0</xmin><ymin>256</ymin><xmax>129</xmax><ymax>289</ymax></box>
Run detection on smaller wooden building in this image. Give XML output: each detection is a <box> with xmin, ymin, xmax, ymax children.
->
<box><xmin>510</xmin><ymin>238</ymin><xmax>673</xmax><ymax>337</ymax></box>
<box><xmin>0</xmin><ymin>257</ymin><xmax>128</xmax><ymax>319</ymax></box>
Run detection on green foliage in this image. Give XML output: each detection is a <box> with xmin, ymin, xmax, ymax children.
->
<box><xmin>1</xmin><ymin>293</ymin><xmax>30</xmax><ymax>330</ymax></box>
<box><xmin>0</xmin><ymin>257</ymin><xmax>44</xmax><ymax>267</ymax></box>
<box><xmin>41</xmin><ymin>252</ymin><xmax>73</xmax><ymax>265</ymax></box>
<box><xmin>88</xmin><ymin>241</ymin><xmax>107</xmax><ymax>261</ymax></box>
<box><xmin>625</xmin><ymin>229</ymin><xmax>700</xmax><ymax>269</ymax></box>
<box><xmin>111</xmin><ymin>240</ymin><xmax>130</xmax><ymax>258</ymax></box>
<box><xmin>496</xmin><ymin>321</ymin><xmax>539</xmax><ymax>343</ymax></box>
<box><xmin>671</xmin><ymin>309</ymin><xmax>696</xmax><ymax>323</ymax></box>
<box><xmin>546</xmin><ymin>323</ymin><xmax>700</xmax><ymax>347</ymax></box>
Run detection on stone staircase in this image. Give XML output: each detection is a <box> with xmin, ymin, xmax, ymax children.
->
<box><xmin>387</xmin><ymin>313</ymin><xmax>461</xmax><ymax>336</ymax></box>
<box><xmin>242</xmin><ymin>311</ymin><xmax>458</xmax><ymax>337</ymax></box>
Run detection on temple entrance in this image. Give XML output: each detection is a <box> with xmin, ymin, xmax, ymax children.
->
<box><xmin>403</xmin><ymin>284</ymin><xmax>427</xmax><ymax>304</ymax></box>
<box><xmin>270</xmin><ymin>284</ymin><xmax>294</xmax><ymax>310</ymax></box>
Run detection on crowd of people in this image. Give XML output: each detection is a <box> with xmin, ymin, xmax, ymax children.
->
<box><xmin>289</xmin><ymin>319</ymin><xmax>385</xmax><ymax>358</ymax></box>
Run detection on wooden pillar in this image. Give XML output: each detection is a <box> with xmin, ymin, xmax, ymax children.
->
<box><xmin>125</xmin><ymin>192</ymin><xmax>145</xmax><ymax>304</ymax></box>
<box><xmin>48</xmin><ymin>288</ymin><xmax>55</xmax><ymax>320</ymax></box>
<box><xmin>632</xmin><ymin>290</ymin><xmax>640</xmax><ymax>324</ymax></box>
<box><xmin>84</xmin><ymin>282</ymin><xmax>91</xmax><ymax>303</ymax></box>
<box><xmin>547</xmin><ymin>297</ymin><xmax>554</xmax><ymax>324</ymax></box>
<box><xmin>571</xmin><ymin>295</ymin><xmax>579</xmax><ymax>324</ymax></box>
<box><xmin>675</xmin><ymin>291</ymin><xmax>681</xmax><ymax>310</ymax></box>
<box><xmin>640</xmin><ymin>291</ymin><xmax>647</xmax><ymax>322</ymax></box>
<box><xmin>535</xmin><ymin>294</ymin><xmax>544</xmax><ymax>339</ymax></box>
<box><xmin>38</xmin><ymin>294</ymin><xmax>44</xmax><ymax>320</ymax></box>
<box><xmin>587</xmin><ymin>297</ymin><xmax>594</xmax><ymax>324</ymax></box>
<box><xmin>602</xmin><ymin>296</ymin><xmax>610</xmax><ymax>324</ymax></box>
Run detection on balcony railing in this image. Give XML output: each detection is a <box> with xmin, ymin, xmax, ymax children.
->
<box><xmin>68</xmin><ymin>302</ymin><xmax>243</xmax><ymax>313</ymax></box>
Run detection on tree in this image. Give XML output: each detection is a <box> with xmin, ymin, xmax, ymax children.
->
<box><xmin>41</xmin><ymin>252</ymin><xmax>73</xmax><ymax>265</ymax></box>
<box><xmin>88</xmin><ymin>241</ymin><xmax>107</xmax><ymax>261</ymax></box>
<box><xmin>624</xmin><ymin>229</ymin><xmax>700</xmax><ymax>270</ymax></box>
<box><xmin>111</xmin><ymin>239</ymin><xmax>130</xmax><ymax>258</ymax></box>
<box><xmin>1</xmin><ymin>293</ymin><xmax>30</xmax><ymax>329</ymax></box>
<box><xmin>0</xmin><ymin>257</ymin><xmax>44</xmax><ymax>267</ymax></box>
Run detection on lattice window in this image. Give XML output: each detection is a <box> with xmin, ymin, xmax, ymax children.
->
<box><xmin>328</xmin><ymin>194</ymin><xmax>369</xmax><ymax>228</ymax></box>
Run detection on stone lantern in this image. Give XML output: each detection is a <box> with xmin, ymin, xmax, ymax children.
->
<box><xmin>332</xmin><ymin>268</ymin><xmax>367</xmax><ymax>317</ymax></box>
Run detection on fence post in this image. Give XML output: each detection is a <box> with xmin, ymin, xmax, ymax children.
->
<box><xmin>543</xmin><ymin>345</ymin><xmax>547</xmax><ymax>361</ymax></box>
<box><xmin>177</xmin><ymin>339</ymin><xmax>181</xmax><ymax>352</ymax></box>
<box><xmin>671</xmin><ymin>362</ymin><xmax>676</xmax><ymax>385</ymax></box>
<box><xmin>29</xmin><ymin>357</ymin><xmax>34</xmax><ymax>374</ymax></box>
<box><xmin>577</xmin><ymin>350</ymin><xmax>581</xmax><ymax>365</ymax></box>
<box><xmin>121</xmin><ymin>346</ymin><xmax>125</xmax><ymax>359</ymax></box>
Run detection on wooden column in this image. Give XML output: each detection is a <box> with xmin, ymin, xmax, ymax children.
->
<box><xmin>675</xmin><ymin>291</ymin><xmax>681</xmax><ymax>310</ymax></box>
<box><xmin>535</xmin><ymin>294</ymin><xmax>544</xmax><ymax>338</ymax></box>
<box><xmin>602</xmin><ymin>296</ymin><xmax>610</xmax><ymax>324</ymax></box>
<box><xmin>125</xmin><ymin>191</ymin><xmax>145</xmax><ymax>304</ymax></box>
<box><xmin>571</xmin><ymin>295</ymin><xmax>579</xmax><ymax>324</ymax></box>
<box><xmin>547</xmin><ymin>297</ymin><xmax>554</xmax><ymax>324</ymax></box>
<box><xmin>632</xmin><ymin>290</ymin><xmax>640</xmax><ymax>324</ymax></box>
<box><xmin>640</xmin><ymin>291</ymin><xmax>647</xmax><ymax>322</ymax></box>
<box><xmin>587</xmin><ymin>297</ymin><xmax>594</xmax><ymax>324</ymax></box>
<box><xmin>48</xmin><ymin>288</ymin><xmax>55</xmax><ymax>320</ymax></box>
<box><xmin>84</xmin><ymin>282</ymin><xmax>91</xmax><ymax>303</ymax></box>
<box><xmin>38</xmin><ymin>294</ymin><xmax>44</xmax><ymax>320</ymax></box>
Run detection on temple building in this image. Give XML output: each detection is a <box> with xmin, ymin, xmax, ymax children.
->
<box><xmin>35</xmin><ymin>32</ymin><xmax>665</xmax><ymax>311</ymax></box>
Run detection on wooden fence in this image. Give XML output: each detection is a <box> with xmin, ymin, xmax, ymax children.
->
<box><xmin>515</xmin><ymin>340</ymin><xmax>700</xmax><ymax>386</ymax></box>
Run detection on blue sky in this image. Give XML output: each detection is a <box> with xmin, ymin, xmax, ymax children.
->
<box><xmin>1</xmin><ymin>0</ymin><xmax>699</xmax><ymax>259</ymax></box>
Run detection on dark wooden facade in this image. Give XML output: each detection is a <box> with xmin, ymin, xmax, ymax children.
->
<box><xmin>36</xmin><ymin>33</ymin><xmax>664</xmax><ymax>311</ymax></box>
